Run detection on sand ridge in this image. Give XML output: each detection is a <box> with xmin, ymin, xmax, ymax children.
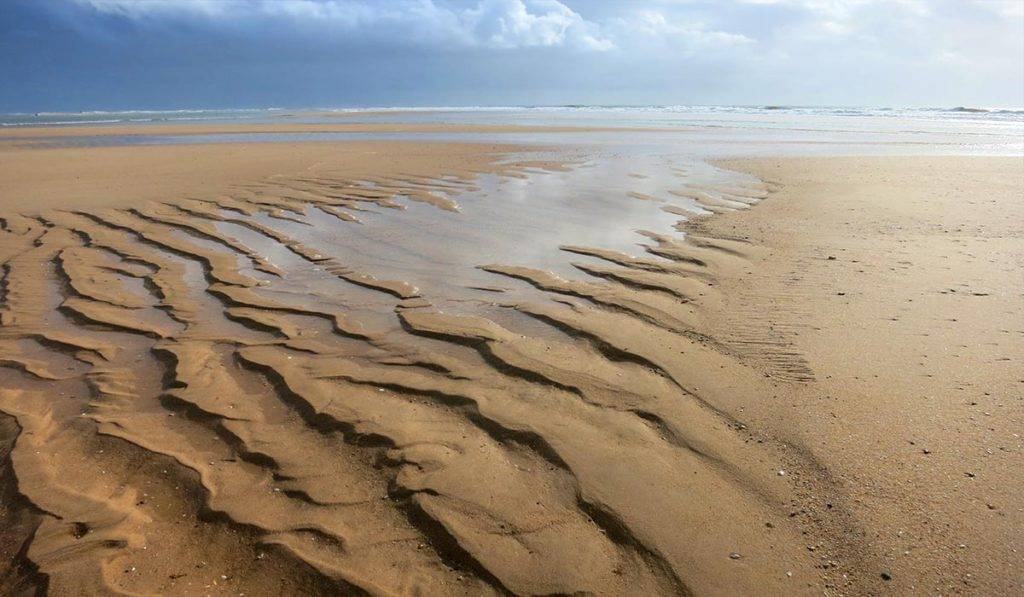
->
<box><xmin>0</xmin><ymin>139</ymin><xmax>842</xmax><ymax>595</ymax></box>
<box><xmin>1</xmin><ymin>136</ymin><xmax>1019</xmax><ymax>595</ymax></box>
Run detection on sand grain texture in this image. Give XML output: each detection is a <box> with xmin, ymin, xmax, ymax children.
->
<box><xmin>693</xmin><ymin>156</ymin><xmax>1024</xmax><ymax>595</ymax></box>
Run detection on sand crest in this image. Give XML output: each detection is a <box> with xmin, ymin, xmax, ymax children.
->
<box><xmin>0</xmin><ymin>134</ymin><xmax>1020</xmax><ymax>595</ymax></box>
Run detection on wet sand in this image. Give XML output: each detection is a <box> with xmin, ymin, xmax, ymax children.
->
<box><xmin>0</xmin><ymin>133</ymin><xmax>1020</xmax><ymax>595</ymax></box>
<box><xmin>0</xmin><ymin>122</ymin><xmax>674</xmax><ymax>141</ymax></box>
<box><xmin>0</xmin><ymin>141</ymin><xmax>546</xmax><ymax>212</ymax></box>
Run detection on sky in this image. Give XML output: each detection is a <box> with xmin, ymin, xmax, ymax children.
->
<box><xmin>2</xmin><ymin>0</ymin><xmax>1022</xmax><ymax>112</ymax></box>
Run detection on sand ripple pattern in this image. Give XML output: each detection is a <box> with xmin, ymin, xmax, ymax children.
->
<box><xmin>0</xmin><ymin>156</ymin><xmax>820</xmax><ymax>595</ymax></box>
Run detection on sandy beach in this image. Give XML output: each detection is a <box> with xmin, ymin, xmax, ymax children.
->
<box><xmin>0</xmin><ymin>126</ymin><xmax>1021</xmax><ymax>596</ymax></box>
<box><xmin>695</xmin><ymin>156</ymin><xmax>1024</xmax><ymax>595</ymax></box>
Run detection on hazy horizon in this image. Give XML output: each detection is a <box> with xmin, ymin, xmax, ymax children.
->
<box><xmin>5</xmin><ymin>103</ymin><xmax>1024</xmax><ymax>116</ymax></box>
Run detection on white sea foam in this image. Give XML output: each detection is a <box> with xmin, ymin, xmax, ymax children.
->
<box><xmin>3</xmin><ymin>105</ymin><xmax>1022</xmax><ymax>127</ymax></box>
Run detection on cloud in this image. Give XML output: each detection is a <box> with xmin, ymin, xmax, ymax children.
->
<box><xmin>614</xmin><ymin>10</ymin><xmax>753</xmax><ymax>52</ymax></box>
<box><xmin>4</xmin><ymin>0</ymin><xmax>1021</xmax><ymax>110</ymax></box>
<box><xmin>74</xmin><ymin>0</ymin><xmax>616</xmax><ymax>50</ymax></box>
<box><xmin>462</xmin><ymin>0</ymin><xmax>614</xmax><ymax>50</ymax></box>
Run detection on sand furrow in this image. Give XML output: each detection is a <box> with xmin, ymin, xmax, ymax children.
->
<box><xmin>481</xmin><ymin>264</ymin><xmax>698</xmax><ymax>334</ymax></box>
<box><xmin>325</xmin><ymin>262</ymin><xmax>421</xmax><ymax>299</ymax></box>
<box><xmin>571</xmin><ymin>261</ymin><xmax>704</xmax><ymax>301</ymax></box>
<box><xmin>79</xmin><ymin>210</ymin><xmax>261</xmax><ymax>288</ymax></box>
<box><xmin>0</xmin><ymin>388</ymin><xmax>151</xmax><ymax>594</ymax></box>
<box><xmin>42</xmin><ymin>211</ymin><xmax>203</xmax><ymax>324</ymax></box>
<box><xmin>0</xmin><ymin>226</ymin><xmax>79</xmax><ymax>328</ymax></box>
<box><xmin>238</xmin><ymin>345</ymin><xmax>683</xmax><ymax>595</ymax></box>
<box><xmin>0</xmin><ymin>142</ymin><xmax>864</xmax><ymax>595</ymax></box>
<box><xmin>56</xmin><ymin>246</ymin><xmax>156</xmax><ymax>310</ymax></box>
<box><xmin>131</xmin><ymin>205</ymin><xmax>285</xmax><ymax>277</ymax></box>
<box><xmin>284</xmin><ymin>320</ymin><xmax>818</xmax><ymax>595</ymax></box>
<box><xmin>315</xmin><ymin>205</ymin><xmax>360</xmax><ymax>223</ymax></box>
<box><xmin>559</xmin><ymin>244</ymin><xmax>712</xmax><ymax>278</ymax></box>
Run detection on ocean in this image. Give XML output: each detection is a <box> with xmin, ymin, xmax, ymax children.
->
<box><xmin>2</xmin><ymin>105</ymin><xmax>1022</xmax><ymax>156</ymax></box>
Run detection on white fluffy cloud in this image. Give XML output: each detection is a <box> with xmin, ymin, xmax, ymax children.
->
<box><xmin>461</xmin><ymin>0</ymin><xmax>614</xmax><ymax>50</ymax></box>
<box><xmin>613</xmin><ymin>10</ymin><xmax>753</xmax><ymax>54</ymax></box>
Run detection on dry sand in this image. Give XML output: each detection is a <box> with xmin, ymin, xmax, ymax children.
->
<box><xmin>0</xmin><ymin>140</ymin><xmax>537</xmax><ymax>212</ymax></box>
<box><xmin>0</xmin><ymin>133</ymin><xmax>1020</xmax><ymax>596</ymax></box>
<box><xmin>693</xmin><ymin>156</ymin><xmax>1024</xmax><ymax>595</ymax></box>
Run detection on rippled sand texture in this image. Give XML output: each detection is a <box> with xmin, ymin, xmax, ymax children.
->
<box><xmin>0</xmin><ymin>143</ymin><xmax>827</xmax><ymax>595</ymax></box>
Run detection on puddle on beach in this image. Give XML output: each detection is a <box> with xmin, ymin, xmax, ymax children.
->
<box><xmin>249</xmin><ymin>149</ymin><xmax>752</xmax><ymax>308</ymax></box>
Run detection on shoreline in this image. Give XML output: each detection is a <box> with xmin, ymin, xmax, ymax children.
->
<box><xmin>0</xmin><ymin>122</ymin><xmax>689</xmax><ymax>140</ymax></box>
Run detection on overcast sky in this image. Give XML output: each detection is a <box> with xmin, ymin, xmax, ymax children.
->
<box><xmin>2</xmin><ymin>0</ymin><xmax>1022</xmax><ymax>112</ymax></box>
